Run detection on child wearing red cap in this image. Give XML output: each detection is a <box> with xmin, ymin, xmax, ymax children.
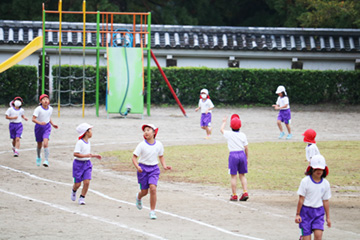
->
<box><xmin>132</xmin><ymin>124</ymin><xmax>172</xmax><ymax>219</ymax></box>
<box><xmin>295</xmin><ymin>155</ymin><xmax>331</xmax><ymax>240</ymax></box>
<box><xmin>5</xmin><ymin>97</ymin><xmax>28</xmax><ymax>157</ymax></box>
<box><xmin>220</xmin><ymin>114</ymin><xmax>249</xmax><ymax>201</ymax></box>
<box><xmin>71</xmin><ymin>123</ymin><xmax>102</xmax><ymax>205</ymax></box>
<box><xmin>195</xmin><ymin>88</ymin><xmax>214</xmax><ymax>139</ymax></box>
<box><xmin>302</xmin><ymin>129</ymin><xmax>320</xmax><ymax>162</ymax></box>
<box><xmin>32</xmin><ymin>94</ymin><xmax>58</xmax><ymax>167</ymax></box>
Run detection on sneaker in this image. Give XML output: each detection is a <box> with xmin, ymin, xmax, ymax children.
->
<box><xmin>43</xmin><ymin>160</ymin><xmax>49</xmax><ymax>167</ymax></box>
<box><xmin>136</xmin><ymin>193</ymin><xmax>142</xmax><ymax>210</ymax></box>
<box><xmin>286</xmin><ymin>134</ymin><xmax>293</xmax><ymax>140</ymax></box>
<box><xmin>36</xmin><ymin>158</ymin><xmax>41</xmax><ymax>166</ymax></box>
<box><xmin>230</xmin><ymin>195</ymin><xmax>238</xmax><ymax>201</ymax></box>
<box><xmin>278</xmin><ymin>132</ymin><xmax>285</xmax><ymax>139</ymax></box>
<box><xmin>14</xmin><ymin>151</ymin><xmax>19</xmax><ymax>157</ymax></box>
<box><xmin>71</xmin><ymin>190</ymin><xmax>76</xmax><ymax>201</ymax></box>
<box><xmin>149</xmin><ymin>211</ymin><xmax>157</xmax><ymax>220</ymax></box>
<box><xmin>239</xmin><ymin>192</ymin><xmax>249</xmax><ymax>201</ymax></box>
<box><xmin>79</xmin><ymin>196</ymin><xmax>86</xmax><ymax>205</ymax></box>
<box><xmin>12</xmin><ymin>147</ymin><xmax>15</xmax><ymax>153</ymax></box>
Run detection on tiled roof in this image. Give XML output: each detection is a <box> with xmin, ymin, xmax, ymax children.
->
<box><xmin>0</xmin><ymin>20</ymin><xmax>360</xmax><ymax>52</ymax></box>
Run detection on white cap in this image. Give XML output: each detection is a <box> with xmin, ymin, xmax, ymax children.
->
<box><xmin>142</xmin><ymin>124</ymin><xmax>159</xmax><ymax>138</ymax></box>
<box><xmin>275</xmin><ymin>85</ymin><xmax>286</xmax><ymax>94</ymax></box>
<box><xmin>310</xmin><ymin>155</ymin><xmax>326</xmax><ymax>169</ymax></box>
<box><xmin>200</xmin><ymin>88</ymin><xmax>209</xmax><ymax>95</ymax></box>
<box><xmin>14</xmin><ymin>100</ymin><xmax>22</xmax><ymax>107</ymax></box>
<box><xmin>76</xmin><ymin>123</ymin><xmax>93</xmax><ymax>138</ymax></box>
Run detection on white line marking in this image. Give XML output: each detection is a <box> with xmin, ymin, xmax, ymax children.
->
<box><xmin>0</xmin><ymin>188</ymin><xmax>166</xmax><ymax>240</ymax></box>
<box><xmin>0</xmin><ymin>165</ymin><xmax>264</xmax><ymax>240</ymax></box>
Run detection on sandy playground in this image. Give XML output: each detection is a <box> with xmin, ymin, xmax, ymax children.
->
<box><xmin>0</xmin><ymin>105</ymin><xmax>360</xmax><ymax>240</ymax></box>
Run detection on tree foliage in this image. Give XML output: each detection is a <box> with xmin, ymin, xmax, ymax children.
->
<box><xmin>0</xmin><ymin>0</ymin><xmax>359</xmax><ymax>28</ymax></box>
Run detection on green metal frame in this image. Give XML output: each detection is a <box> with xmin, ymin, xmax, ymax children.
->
<box><xmin>41</xmin><ymin>10</ymin><xmax>152</xmax><ymax>116</ymax></box>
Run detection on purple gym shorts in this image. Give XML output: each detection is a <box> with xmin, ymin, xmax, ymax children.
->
<box><xmin>73</xmin><ymin>159</ymin><xmax>93</xmax><ymax>183</ymax></box>
<box><xmin>34</xmin><ymin>123</ymin><xmax>51</xmax><ymax>142</ymax></box>
<box><xmin>277</xmin><ymin>109</ymin><xmax>291</xmax><ymax>124</ymax></box>
<box><xmin>137</xmin><ymin>163</ymin><xmax>160</xmax><ymax>190</ymax></box>
<box><xmin>9</xmin><ymin>122</ymin><xmax>23</xmax><ymax>139</ymax></box>
<box><xmin>200</xmin><ymin>113</ymin><xmax>212</xmax><ymax>127</ymax></box>
<box><xmin>299</xmin><ymin>205</ymin><xmax>325</xmax><ymax>236</ymax></box>
<box><xmin>228</xmin><ymin>151</ymin><xmax>248</xmax><ymax>175</ymax></box>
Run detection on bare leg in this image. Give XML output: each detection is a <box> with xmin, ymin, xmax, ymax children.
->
<box><xmin>15</xmin><ymin>137</ymin><xmax>20</xmax><ymax>149</ymax></box>
<box><xmin>43</xmin><ymin>138</ymin><xmax>49</xmax><ymax>148</ymax></box>
<box><xmin>12</xmin><ymin>139</ymin><xmax>16</xmax><ymax>148</ymax></box>
<box><xmin>149</xmin><ymin>184</ymin><xmax>157</xmax><ymax>211</ymax></box>
<box><xmin>302</xmin><ymin>235</ymin><xmax>311</xmax><ymax>240</ymax></box>
<box><xmin>285</xmin><ymin>123</ymin><xmax>291</xmax><ymax>134</ymax></box>
<box><xmin>313</xmin><ymin>230</ymin><xmax>323</xmax><ymax>240</ymax></box>
<box><xmin>138</xmin><ymin>189</ymin><xmax>149</xmax><ymax>199</ymax></box>
<box><xmin>230</xmin><ymin>175</ymin><xmax>237</xmax><ymax>195</ymax></box>
<box><xmin>81</xmin><ymin>179</ymin><xmax>90</xmax><ymax>197</ymax></box>
<box><xmin>73</xmin><ymin>182</ymin><xmax>81</xmax><ymax>191</ymax></box>
<box><xmin>277</xmin><ymin>120</ymin><xmax>283</xmax><ymax>132</ymax></box>
<box><xmin>239</xmin><ymin>174</ymin><xmax>248</xmax><ymax>192</ymax></box>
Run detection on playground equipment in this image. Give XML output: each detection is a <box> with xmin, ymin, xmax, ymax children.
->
<box><xmin>0</xmin><ymin>36</ymin><xmax>43</xmax><ymax>73</ymax></box>
<box><xmin>41</xmin><ymin>0</ymin><xmax>152</xmax><ymax>117</ymax></box>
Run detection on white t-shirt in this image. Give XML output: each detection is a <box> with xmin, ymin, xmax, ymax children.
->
<box><xmin>33</xmin><ymin>105</ymin><xmax>53</xmax><ymax>123</ymax></box>
<box><xmin>5</xmin><ymin>107</ymin><xmax>24</xmax><ymax>123</ymax></box>
<box><xmin>305</xmin><ymin>144</ymin><xmax>320</xmax><ymax>162</ymax></box>
<box><xmin>276</xmin><ymin>96</ymin><xmax>290</xmax><ymax>109</ymax></box>
<box><xmin>297</xmin><ymin>175</ymin><xmax>331</xmax><ymax>208</ymax></box>
<box><xmin>198</xmin><ymin>98</ymin><xmax>214</xmax><ymax>113</ymax></box>
<box><xmin>133</xmin><ymin>140</ymin><xmax>164</xmax><ymax>166</ymax></box>
<box><xmin>74</xmin><ymin>139</ymin><xmax>91</xmax><ymax>161</ymax></box>
<box><xmin>223</xmin><ymin>130</ymin><xmax>248</xmax><ymax>152</ymax></box>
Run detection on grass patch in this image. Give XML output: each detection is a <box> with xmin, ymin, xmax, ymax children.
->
<box><xmin>100</xmin><ymin>141</ymin><xmax>360</xmax><ymax>191</ymax></box>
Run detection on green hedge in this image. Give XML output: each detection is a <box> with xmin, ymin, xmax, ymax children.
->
<box><xmin>0</xmin><ymin>65</ymin><xmax>38</xmax><ymax>105</ymax></box>
<box><xmin>51</xmin><ymin>66</ymin><xmax>360</xmax><ymax>105</ymax></box>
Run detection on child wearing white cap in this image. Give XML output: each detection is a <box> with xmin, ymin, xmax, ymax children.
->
<box><xmin>272</xmin><ymin>85</ymin><xmax>292</xmax><ymax>139</ymax></box>
<box><xmin>132</xmin><ymin>124</ymin><xmax>172</xmax><ymax>219</ymax></box>
<box><xmin>295</xmin><ymin>155</ymin><xmax>331</xmax><ymax>240</ymax></box>
<box><xmin>195</xmin><ymin>88</ymin><xmax>214</xmax><ymax>139</ymax></box>
<box><xmin>220</xmin><ymin>114</ymin><xmax>249</xmax><ymax>201</ymax></box>
<box><xmin>71</xmin><ymin>123</ymin><xmax>102</xmax><ymax>205</ymax></box>
<box><xmin>5</xmin><ymin>97</ymin><xmax>28</xmax><ymax>157</ymax></box>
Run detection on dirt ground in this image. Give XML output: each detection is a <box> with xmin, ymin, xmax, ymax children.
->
<box><xmin>0</xmin><ymin>105</ymin><xmax>359</xmax><ymax>240</ymax></box>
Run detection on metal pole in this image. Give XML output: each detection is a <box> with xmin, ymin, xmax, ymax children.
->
<box><xmin>146</xmin><ymin>12</ymin><xmax>151</xmax><ymax>116</ymax></box>
<box><xmin>96</xmin><ymin>11</ymin><xmax>100</xmax><ymax>117</ymax></box>
<box><xmin>42</xmin><ymin>4</ymin><xmax>46</xmax><ymax>95</ymax></box>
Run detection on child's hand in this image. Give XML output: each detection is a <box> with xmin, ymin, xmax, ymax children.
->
<box><xmin>222</xmin><ymin>116</ymin><xmax>228</xmax><ymax>122</ymax></box>
<box><xmin>40</xmin><ymin>122</ymin><xmax>47</xmax><ymax>125</ymax></box>
<box><xmin>195</xmin><ymin>108</ymin><xmax>199</xmax><ymax>112</ymax></box>
<box><xmin>24</xmin><ymin>117</ymin><xmax>28</xmax><ymax>121</ymax></box>
<box><xmin>326</xmin><ymin>218</ymin><xmax>331</xmax><ymax>228</ymax></box>
<box><xmin>137</xmin><ymin>166</ymin><xmax>143</xmax><ymax>173</ymax></box>
<box><xmin>53</xmin><ymin>124</ymin><xmax>59</xmax><ymax>129</ymax></box>
<box><xmin>92</xmin><ymin>154</ymin><xmax>102</xmax><ymax>160</ymax></box>
<box><xmin>164</xmin><ymin>165</ymin><xmax>172</xmax><ymax>170</ymax></box>
<box><xmin>295</xmin><ymin>215</ymin><xmax>302</xmax><ymax>224</ymax></box>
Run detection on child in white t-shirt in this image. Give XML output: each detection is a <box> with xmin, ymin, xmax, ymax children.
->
<box><xmin>32</xmin><ymin>94</ymin><xmax>58</xmax><ymax>167</ymax></box>
<box><xmin>71</xmin><ymin>123</ymin><xmax>101</xmax><ymax>205</ymax></box>
<box><xmin>272</xmin><ymin>85</ymin><xmax>292</xmax><ymax>140</ymax></box>
<box><xmin>132</xmin><ymin>124</ymin><xmax>172</xmax><ymax>219</ymax></box>
<box><xmin>302</xmin><ymin>129</ymin><xmax>320</xmax><ymax>162</ymax></box>
<box><xmin>195</xmin><ymin>88</ymin><xmax>214</xmax><ymax>139</ymax></box>
<box><xmin>220</xmin><ymin>114</ymin><xmax>249</xmax><ymax>201</ymax></box>
<box><xmin>295</xmin><ymin>155</ymin><xmax>331</xmax><ymax>240</ymax></box>
<box><xmin>5</xmin><ymin>97</ymin><xmax>28</xmax><ymax>157</ymax></box>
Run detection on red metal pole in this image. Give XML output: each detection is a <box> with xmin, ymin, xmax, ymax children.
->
<box><xmin>150</xmin><ymin>50</ymin><xmax>187</xmax><ymax>117</ymax></box>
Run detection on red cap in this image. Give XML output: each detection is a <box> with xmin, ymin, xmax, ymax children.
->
<box><xmin>230</xmin><ymin>114</ymin><xmax>241</xmax><ymax>130</ymax></box>
<box><xmin>303</xmin><ymin>129</ymin><xmax>316</xmax><ymax>144</ymax></box>
<box><xmin>39</xmin><ymin>94</ymin><xmax>49</xmax><ymax>102</ymax></box>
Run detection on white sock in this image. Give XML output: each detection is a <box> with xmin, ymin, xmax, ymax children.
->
<box><xmin>44</xmin><ymin>148</ymin><xmax>49</xmax><ymax>161</ymax></box>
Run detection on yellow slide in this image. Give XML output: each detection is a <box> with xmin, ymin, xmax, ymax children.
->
<box><xmin>0</xmin><ymin>36</ymin><xmax>43</xmax><ymax>73</ymax></box>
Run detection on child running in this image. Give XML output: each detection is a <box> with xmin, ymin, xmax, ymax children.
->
<box><xmin>32</xmin><ymin>94</ymin><xmax>58</xmax><ymax>167</ymax></box>
<box><xmin>295</xmin><ymin>154</ymin><xmax>331</xmax><ymax>240</ymax></box>
<box><xmin>71</xmin><ymin>123</ymin><xmax>102</xmax><ymax>205</ymax></box>
<box><xmin>132</xmin><ymin>124</ymin><xmax>172</xmax><ymax>219</ymax></box>
<box><xmin>5</xmin><ymin>97</ymin><xmax>28</xmax><ymax>157</ymax></box>
<box><xmin>272</xmin><ymin>85</ymin><xmax>292</xmax><ymax>139</ymax></box>
<box><xmin>303</xmin><ymin>129</ymin><xmax>320</xmax><ymax>162</ymax></box>
<box><xmin>195</xmin><ymin>88</ymin><xmax>214</xmax><ymax>139</ymax></box>
<box><xmin>220</xmin><ymin>114</ymin><xmax>249</xmax><ymax>201</ymax></box>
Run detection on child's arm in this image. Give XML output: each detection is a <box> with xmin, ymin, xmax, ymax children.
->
<box><xmin>295</xmin><ymin>195</ymin><xmax>305</xmax><ymax>224</ymax></box>
<box><xmin>195</xmin><ymin>106</ymin><xmax>200</xmax><ymax>112</ymax></box>
<box><xmin>50</xmin><ymin>119</ymin><xmax>58</xmax><ymax>129</ymax></box>
<box><xmin>5</xmin><ymin>115</ymin><xmax>17</xmax><ymax>120</ymax></box>
<box><xmin>220</xmin><ymin>116</ymin><xmax>228</xmax><ymax>134</ymax></box>
<box><xmin>323</xmin><ymin>200</ymin><xmax>331</xmax><ymax>228</ymax></box>
<box><xmin>32</xmin><ymin>116</ymin><xmax>46</xmax><ymax>125</ymax></box>
<box><xmin>132</xmin><ymin>154</ymin><xmax>143</xmax><ymax>173</ymax></box>
<box><xmin>159</xmin><ymin>155</ymin><xmax>172</xmax><ymax>170</ymax></box>
<box><xmin>74</xmin><ymin>152</ymin><xmax>102</xmax><ymax>160</ymax></box>
<box><xmin>244</xmin><ymin>145</ymin><xmax>249</xmax><ymax>160</ymax></box>
<box><xmin>205</xmin><ymin>107</ymin><xmax>213</xmax><ymax>114</ymax></box>
<box><xmin>22</xmin><ymin>115</ymin><xmax>28</xmax><ymax>121</ymax></box>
